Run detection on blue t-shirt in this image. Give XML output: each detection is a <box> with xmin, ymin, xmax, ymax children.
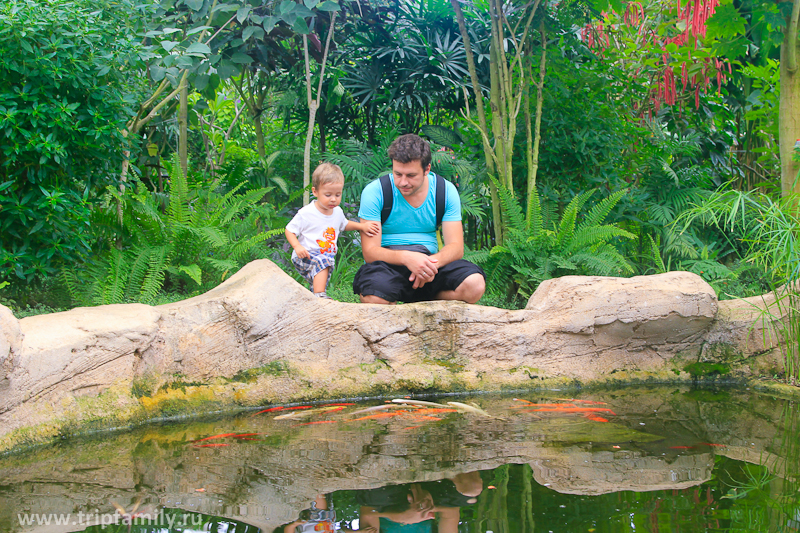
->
<box><xmin>357</xmin><ymin>172</ymin><xmax>461</xmax><ymax>253</ymax></box>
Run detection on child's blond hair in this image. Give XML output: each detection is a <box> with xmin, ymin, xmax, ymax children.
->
<box><xmin>312</xmin><ymin>162</ymin><xmax>345</xmax><ymax>189</ymax></box>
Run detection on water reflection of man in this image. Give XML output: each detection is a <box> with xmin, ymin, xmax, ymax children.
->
<box><xmin>357</xmin><ymin>472</ymin><xmax>483</xmax><ymax>532</ymax></box>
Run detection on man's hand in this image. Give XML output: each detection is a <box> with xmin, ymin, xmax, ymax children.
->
<box><xmin>294</xmin><ymin>246</ymin><xmax>310</xmax><ymax>260</ymax></box>
<box><xmin>404</xmin><ymin>252</ymin><xmax>439</xmax><ymax>289</ymax></box>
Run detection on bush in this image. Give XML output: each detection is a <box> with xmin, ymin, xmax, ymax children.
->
<box><xmin>0</xmin><ymin>0</ymin><xmax>146</xmax><ymax>283</ymax></box>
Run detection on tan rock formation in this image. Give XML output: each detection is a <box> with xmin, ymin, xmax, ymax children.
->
<box><xmin>0</xmin><ymin>304</ymin><xmax>22</xmax><ymax>395</ymax></box>
<box><xmin>0</xmin><ymin>260</ymin><xmax>790</xmax><ymax>452</ymax></box>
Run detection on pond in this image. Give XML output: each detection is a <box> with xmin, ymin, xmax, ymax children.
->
<box><xmin>0</xmin><ymin>385</ymin><xmax>798</xmax><ymax>533</ymax></box>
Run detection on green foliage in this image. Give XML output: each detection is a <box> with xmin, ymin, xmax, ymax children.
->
<box><xmin>64</xmin><ymin>156</ymin><xmax>281</xmax><ymax>305</ymax></box>
<box><xmin>678</xmin><ymin>188</ymin><xmax>800</xmax><ymax>383</ymax></box>
<box><xmin>220</xmin><ymin>144</ymin><xmax>291</xmax><ymax>198</ymax></box>
<box><xmin>472</xmin><ymin>183</ymin><xmax>635</xmax><ymax>298</ymax></box>
<box><xmin>0</xmin><ymin>0</ymin><xmax>147</xmax><ymax>282</ymax></box>
<box><xmin>683</xmin><ymin>361</ymin><xmax>731</xmax><ymax>378</ymax></box>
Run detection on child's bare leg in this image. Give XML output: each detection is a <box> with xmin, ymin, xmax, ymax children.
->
<box><xmin>312</xmin><ymin>268</ymin><xmax>330</xmax><ymax>294</ymax></box>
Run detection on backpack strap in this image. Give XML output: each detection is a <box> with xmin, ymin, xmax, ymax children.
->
<box><xmin>379</xmin><ymin>173</ymin><xmax>393</xmax><ymax>225</ymax></box>
<box><xmin>435</xmin><ymin>173</ymin><xmax>446</xmax><ymax>228</ymax></box>
<box><xmin>379</xmin><ymin>172</ymin><xmax>447</xmax><ymax>228</ymax></box>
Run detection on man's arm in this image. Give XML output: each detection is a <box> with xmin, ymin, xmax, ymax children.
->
<box><xmin>360</xmin><ymin>219</ymin><xmax>441</xmax><ymax>289</ymax></box>
<box><xmin>429</xmin><ymin>220</ymin><xmax>464</xmax><ymax>268</ymax></box>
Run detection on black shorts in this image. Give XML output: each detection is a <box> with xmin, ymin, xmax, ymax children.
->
<box><xmin>352</xmin><ymin>254</ymin><xmax>485</xmax><ymax>303</ymax></box>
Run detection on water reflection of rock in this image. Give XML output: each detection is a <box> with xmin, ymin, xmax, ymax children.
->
<box><xmin>0</xmin><ymin>388</ymin><xmax>795</xmax><ymax>532</ymax></box>
<box><xmin>530</xmin><ymin>450</ymin><xmax>713</xmax><ymax>495</ymax></box>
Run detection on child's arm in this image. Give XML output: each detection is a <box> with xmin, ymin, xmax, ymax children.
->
<box><xmin>285</xmin><ymin>229</ymin><xmax>310</xmax><ymax>259</ymax></box>
<box><xmin>345</xmin><ymin>220</ymin><xmax>380</xmax><ymax>237</ymax></box>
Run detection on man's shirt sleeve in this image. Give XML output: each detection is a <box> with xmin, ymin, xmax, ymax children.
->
<box><xmin>442</xmin><ymin>179</ymin><xmax>462</xmax><ymax>222</ymax></box>
<box><xmin>358</xmin><ymin>179</ymin><xmax>383</xmax><ymax>221</ymax></box>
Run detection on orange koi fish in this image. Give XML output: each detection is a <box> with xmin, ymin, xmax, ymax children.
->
<box><xmin>194</xmin><ymin>443</ymin><xmax>230</xmax><ymax>447</ymax></box>
<box><xmin>193</xmin><ymin>433</ymin><xmax>238</xmax><ymax>443</ymax></box>
<box><xmin>322</xmin><ymin>403</ymin><xmax>356</xmax><ymax>407</ymax></box>
<box><xmin>555</xmin><ymin>398</ymin><xmax>608</xmax><ymax>405</ymax></box>
<box><xmin>700</xmin><ymin>443</ymin><xmax>727</xmax><ymax>447</ymax></box>
<box><xmin>513</xmin><ymin>403</ymin><xmax>579</xmax><ymax>409</ymax></box>
<box><xmin>232</xmin><ymin>433</ymin><xmax>261</xmax><ymax>438</ymax></box>
<box><xmin>402</xmin><ymin>425</ymin><xmax>426</xmax><ymax>431</ymax></box>
<box><xmin>349</xmin><ymin>412</ymin><xmax>401</xmax><ymax>421</ymax></box>
<box><xmin>585</xmin><ymin>414</ymin><xmax>608</xmax><ymax>422</ymax></box>
<box><xmin>527</xmin><ymin>407</ymin><xmax>617</xmax><ymax>415</ymax></box>
<box><xmin>252</xmin><ymin>406</ymin><xmax>284</xmax><ymax>416</ymax></box>
<box><xmin>286</xmin><ymin>405</ymin><xmax>313</xmax><ymax>410</ymax></box>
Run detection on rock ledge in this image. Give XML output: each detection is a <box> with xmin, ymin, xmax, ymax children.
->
<box><xmin>0</xmin><ymin>260</ymin><xmax>788</xmax><ymax>451</ymax></box>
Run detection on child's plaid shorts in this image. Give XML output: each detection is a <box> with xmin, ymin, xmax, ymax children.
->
<box><xmin>292</xmin><ymin>251</ymin><xmax>336</xmax><ymax>287</ymax></box>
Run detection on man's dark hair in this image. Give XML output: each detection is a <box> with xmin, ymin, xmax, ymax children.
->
<box><xmin>387</xmin><ymin>134</ymin><xmax>432</xmax><ymax>169</ymax></box>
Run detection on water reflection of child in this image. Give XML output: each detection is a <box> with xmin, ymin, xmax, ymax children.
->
<box><xmin>357</xmin><ymin>472</ymin><xmax>483</xmax><ymax>533</ymax></box>
<box><xmin>274</xmin><ymin>494</ymin><xmax>374</xmax><ymax>533</ymax></box>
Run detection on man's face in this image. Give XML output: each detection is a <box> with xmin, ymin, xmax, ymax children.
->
<box><xmin>392</xmin><ymin>159</ymin><xmax>430</xmax><ymax>198</ymax></box>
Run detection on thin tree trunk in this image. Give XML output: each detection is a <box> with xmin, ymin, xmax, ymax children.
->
<box><xmin>450</xmin><ymin>0</ymin><xmax>502</xmax><ymax>244</ymax></box>
<box><xmin>178</xmin><ymin>82</ymin><xmax>189</xmax><ymax>179</ymax></box>
<box><xmin>527</xmin><ymin>22</ymin><xmax>546</xmax><ymax>206</ymax></box>
<box><xmin>254</xmin><ymin>114</ymin><xmax>266</xmax><ymax>159</ymax></box>
<box><xmin>302</xmin><ymin>13</ymin><xmax>336</xmax><ymax>205</ymax></box>
<box><xmin>780</xmin><ymin>0</ymin><xmax>800</xmax><ymax>197</ymax></box>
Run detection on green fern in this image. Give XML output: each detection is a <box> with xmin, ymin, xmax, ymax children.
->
<box><xmin>474</xmin><ymin>183</ymin><xmax>635</xmax><ymax>298</ymax></box>
<box><xmin>67</xmin><ymin>154</ymin><xmax>279</xmax><ymax>306</ymax></box>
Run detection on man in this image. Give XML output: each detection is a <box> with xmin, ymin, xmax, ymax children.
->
<box><xmin>352</xmin><ymin>134</ymin><xmax>486</xmax><ymax>304</ymax></box>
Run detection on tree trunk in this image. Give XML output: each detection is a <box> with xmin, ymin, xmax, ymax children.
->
<box><xmin>780</xmin><ymin>0</ymin><xmax>800</xmax><ymax>197</ymax></box>
<box><xmin>178</xmin><ymin>82</ymin><xmax>189</xmax><ymax>179</ymax></box>
<box><xmin>526</xmin><ymin>22</ymin><xmax>546</xmax><ymax>221</ymax></box>
<box><xmin>450</xmin><ymin>0</ymin><xmax>502</xmax><ymax>245</ymax></box>
<box><xmin>302</xmin><ymin>14</ymin><xmax>336</xmax><ymax>205</ymax></box>
<box><xmin>254</xmin><ymin>114</ymin><xmax>266</xmax><ymax>159</ymax></box>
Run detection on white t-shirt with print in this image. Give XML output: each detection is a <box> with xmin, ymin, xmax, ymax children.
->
<box><xmin>285</xmin><ymin>202</ymin><xmax>349</xmax><ymax>259</ymax></box>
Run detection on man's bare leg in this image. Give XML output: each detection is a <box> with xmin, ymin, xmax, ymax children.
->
<box><xmin>435</xmin><ymin>273</ymin><xmax>485</xmax><ymax>304</ymax></box>
<box><xmin>360</xmin><ymin>294</ymin><xmax>397</xmax><ymax>305</ymax></box>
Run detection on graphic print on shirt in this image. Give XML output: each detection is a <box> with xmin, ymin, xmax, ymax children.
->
<box><xmin>316</xmin><ymin>227</ymin><xmax>336</xmax><ymax>254</ymax></box>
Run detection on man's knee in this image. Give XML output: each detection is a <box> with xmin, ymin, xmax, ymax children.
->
<box><xmin>456</xmin><ymin>273</ymin><xmax>485</xmax><ymax>304</ymax></box>
<box><xmin>360</xmin><ymin>294</ymin><xmax>395</xmax><ymax>305</ymax></box>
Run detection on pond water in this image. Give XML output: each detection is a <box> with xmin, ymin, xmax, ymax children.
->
<box><xmin>1</xmin><ymin>386</ymin><xmax>798</xmax><ymax>533</ymax></box>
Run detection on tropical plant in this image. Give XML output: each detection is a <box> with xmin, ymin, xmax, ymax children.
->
<box><xmin>63</xmin><ymin>156</ymin><xmax>282</xmax><ymax>305</ymax></box>
<box><xmin>471</xmin><ymin>183</ymin><xmax>635</xmax><ymax>298</ymax></box>
<box><xmin>337</xmin><ymin>0</ymin><xmax>472</xmax><ymax>143</ymax></box>
<box><xmin>0</xmin><ymin>0</ymin><xmax>147</xmax><ymax>283</ymax></box>
<box><xmin>678</xmin><ymin>188</ymin><xmax>800</xmax><ymax>383</ymax></box>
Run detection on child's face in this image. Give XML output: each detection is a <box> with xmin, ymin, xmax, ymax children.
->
<box><xmin>312</xmin><ymin>181</ymin><xmax>343</xmax><ymax>212</ymax></box>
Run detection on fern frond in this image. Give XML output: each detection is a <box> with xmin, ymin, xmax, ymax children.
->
<box><xmin>568</xmin><ymin>226</ymin><xmax>635</xmax><ymax>253</ymax></box>
<box><xmin>526</xmin><ymin>185</ymin><xmax>543</xmax><ymax>237</ymax></box>
<box><xmin>578</xmin><ymin>189</ymin><xmax>628</xmax><ymax>231</ymax></box>
<box><xmin>647</xmin><ymin>234</ymin><xmax>667</xmax><ymax>274</ymax></box>
<box><xmin>492</xmin><ymin>177</ymin><xmax>526</xmax><ymax>233</ymax></box>
<box><xmin>556</xmin><ymin>190</ymin><xmax>594</xmax><ymax>246</ymax></box>
<box><xmin>167</xmin><ymin>153</ymin><xmax>191</xmax><ymax>225</ymax></box>
<box><xmin>138</xmin><ymin>246</ymin><xmax>167</xmax><ymax>303</ymax></box>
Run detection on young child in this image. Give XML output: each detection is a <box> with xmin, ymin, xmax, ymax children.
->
<box><xmin>285</xmin><ymin>163</ymin><xmax>380</xmax><ymax>299</ymax></box>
